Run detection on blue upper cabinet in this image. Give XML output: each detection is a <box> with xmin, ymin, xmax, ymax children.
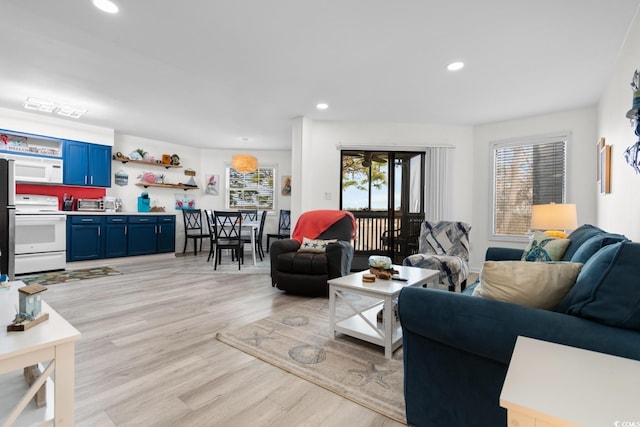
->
<box><xmin>63</xmin><ymin>141</ymin><xmax>112</xmax><ymax>187</ymax></box>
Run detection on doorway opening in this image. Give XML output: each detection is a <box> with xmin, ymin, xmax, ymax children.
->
<box><xmin>340</xmin><ymin>150</ymin><xmax>425</xmax><ymax>267</ymax></box>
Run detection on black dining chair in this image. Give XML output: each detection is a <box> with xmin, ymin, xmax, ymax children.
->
<box><xmin>239</xmin><ymin>209</ymin><xmax>258</xmax><ymax>222</ymax></box>
<box><xmin>203</xmin><ymin>209</ymin><xmax>216</xmax><ymax>262</ymax></box>
<box><xmin>255</xmin><ymin>210</ymin><xmax>268</xmax><ymax>261</ymax></box>
<box><xmin>182</xmin><ymin>209</ymin><xmax>209</xmax><ymax>255</ymax></box>
<box><xmin>266</xmin><ymin>209</ymin><xmax>291</xmax><ymax>252</ymax></box>
<box><xmin>213</xmin><ymin>210</ymin><xmax>243</xmax><ymax>270</ymax></box>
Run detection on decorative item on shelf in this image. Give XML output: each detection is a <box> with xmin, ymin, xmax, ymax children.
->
<box><xmin>138</xmin><ymin>171</ymin><xmax>157</xmax><ymax>184</ymax></box>
<box><xmin>530</xmin><ymin>203</ymin><xmax>577</xmax><ymax>239</ymax></box>
<box><xmin>184</xmin><ymin>176</ymin><xmax>198</xmax><ymax>187</ymax></box>
<box><xmin>624</xmin><ymin>70</ymin><xmax>640</xmax><ymax>174</ymax></box>
<box><xmin>184</xmin><ymin>168</ymin><xmax>196</xmax><ymax>176</ymax></box>
<box><xmin>155</xmin><ymin>174</ymin><xmax>165</xmax><ymax>184</ymax></box>
<box><xmin>162</xmin><ymin>154</ymin><xmax>171</xmax><ymax>164</ymax></box>
<box><xmin>170</xmin><ymin>154</ymin><xmax>180</xmax><ymax>165</ymax></box>
<box><xmin>150</xmin><ymin>206</ymin><xmax>166</xmax><ymax>212</ymax></box>
<box><xmin>113</xmin><ymin>151</ymin><xmax>128</xmax><ymax>160</ymax></box>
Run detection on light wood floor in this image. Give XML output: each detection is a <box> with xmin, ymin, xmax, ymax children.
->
<box><xmin>39</xmin><ymin>254</ymin><xmax>405</xmax><ymax>427</ymax></box>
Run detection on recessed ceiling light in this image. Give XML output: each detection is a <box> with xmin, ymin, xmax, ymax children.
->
<box><xmin>316</xmin><ymin>103</ymin><xmax>329</xmax><ymax>110</ymax></box>
<box><xmin>24</xmin><ymin>97</ymin><xmax>88</xmax><ymax>119</ymax></box>
<box><xmin>447</xmin><ymin>61</ymin><xmax>465</xmax><ymax>71</ymax></box>
<box><xmin>92</xmin><ymin>0</ymin><xmax>119</xmax><ymax>14</ymax></box>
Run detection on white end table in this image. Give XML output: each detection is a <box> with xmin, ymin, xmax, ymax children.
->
<box><xmin>501</xmin><ymin>336</ymin><xmax>640</xmax><ymax>427</ymax></box>
<box><xmin>1</xmin><ymin>281</ymin><xmax>81</xmax><ymax>427</ymax></box>
<box><xmin>328</xmin><ymin>265</ymin><xmax>438</xmax><ymax>358</ymax></box>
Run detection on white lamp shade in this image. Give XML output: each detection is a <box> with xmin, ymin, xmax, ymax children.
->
<box><xmin>231</xmin><ymin>154</ymin><xmax>258</xmax><ymax>173</ymax></box>
<box><xmin>530</xmin><ymin>203</ymin><xmax>578</xmax><ymax>230</ymax></box>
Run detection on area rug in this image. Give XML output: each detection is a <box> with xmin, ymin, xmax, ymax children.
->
<box><xmin>19</xmin><ymin>266</ymin><xmax>121</xmax><ymax>286</ymax></box>
<box><xmin>216</xmin><ymin>297</ymin><xmax>406</xmax><ymax>424</ymax></box>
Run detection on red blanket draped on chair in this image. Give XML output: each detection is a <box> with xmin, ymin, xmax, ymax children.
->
<box><xmin>291</xmin><ymin>210</ymin><xmax>357</xmax><ymax>243</ymax></box>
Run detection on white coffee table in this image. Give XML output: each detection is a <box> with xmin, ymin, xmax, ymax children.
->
<box><xmin>328</xmin><ymin>265</ymin><xmax>438</xmax><ymax>358</ymax></box>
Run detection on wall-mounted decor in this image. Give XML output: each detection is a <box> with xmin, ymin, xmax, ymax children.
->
<box><xmin>598</xmin><ymin>138</ymin><xmax>611</xmax><ymax>194</ymax></box>
<box><xmin>624</xmin><ymin>70</ymin><xmax>640</xmax><ymax>174</ymax></box>
<box><xmin>114</xmin><ymin>170</ymin><xmax>128</xmax><ymax>186</ymax></box>
<box><xmin>175</xmin><ymin>193</ymin><xmax>195</xmax><ymax>210</ymax></box>
<box><xmin>281</xmin><ymin>176</ymin><xmax>291</xmax><ymax>196</ymax></box>
<box><xmin>206</xmin><ymin>174</ymin><xmax>219</xmax><ymax>195</ymax></box>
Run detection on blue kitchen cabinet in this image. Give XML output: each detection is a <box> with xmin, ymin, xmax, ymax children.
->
<box><xmin>67</xmin><ymin>216</ymin><xmax>104</xmax><ymax>261</ymax></box>
<box><xmin>63</xmin><ymin>141</ymin><xmax>112</xmax><ymax>187</ymax></box>
<box><xmin>156</xmin><ymin>216</ymin><xmax>176</xmax><ymax>253</ymax></box>
<box><xmin>104</xmin><ymin>216</ymin><xmax>128</xmax><ymax>258</ymax></box>
<box><xmin>127</xmin><ymin>216</ymin><xmax>157</xmax><ymax>255</ymax></box>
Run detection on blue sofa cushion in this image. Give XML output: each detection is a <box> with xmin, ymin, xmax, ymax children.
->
<box><xmin>561</xmin><ymin>224</ymin><xmax>605</xmax><ymax>261</ymax></box>
<box><xmin>557</xmin><ymin>242</ymin><xmax>640</xmax><ymax>331</ymax></box>
<box><xmin>569</xmin><ymin>232</ymin><xmax>628</xmax><ymax>264</ymax></box>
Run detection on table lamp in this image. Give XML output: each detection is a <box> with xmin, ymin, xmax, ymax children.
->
<box><xmin>530</xmin><ymin>203</ymin><xmax>577</xmax><ymax>239</ymax></box>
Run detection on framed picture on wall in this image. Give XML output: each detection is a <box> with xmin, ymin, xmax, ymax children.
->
<box><xmin>599</xmin><ymin>139</ymin><xmax>611</xmax><ymax>194</ymax></box>
<box><xmin>281</xmin><ymin>176</ymin><xmax>291</xmax><ymax>196</ymax></box>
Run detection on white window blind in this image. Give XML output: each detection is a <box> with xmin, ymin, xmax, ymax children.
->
<box><xmin>225</xmin><ymin>166</ymin><xmax>275</xmax><ymax>210</ymax></box>
<box><xmin>493</xmin><ymin>135</ymin><xmax>567</xmax><ymax>237</ymax></box>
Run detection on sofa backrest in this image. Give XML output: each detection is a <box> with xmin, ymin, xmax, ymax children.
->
<box><xmin>562</xmin><ymin>224</ymin><xmax>628</xmax><ymax>262</ymax></box>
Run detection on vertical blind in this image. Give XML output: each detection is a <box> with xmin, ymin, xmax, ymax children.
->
<box><xmin>493</xmin><ymin>137</ymin><xmax>567</xmax><ymax>237</ymax></box>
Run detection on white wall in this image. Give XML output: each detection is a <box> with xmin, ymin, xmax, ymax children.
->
<box><xmin>598</xmin><ymin>9</ymin><xmax>640</xmax><ymax>241</ymax></box>
<box><xmin>471</xmin><ymin>107</ymin><xmax>598</xmax><ymax>271</ymax></box>
<box><xmin>110</xmin><ymin>133</ymin><xmax>291</xmax><ymax>253</ymax></box>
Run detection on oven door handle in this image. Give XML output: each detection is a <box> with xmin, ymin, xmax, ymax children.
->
<box><xmin>16</xmin><ymin>215</ymin><xmax>66</xmax><ymax>221</ymax></box>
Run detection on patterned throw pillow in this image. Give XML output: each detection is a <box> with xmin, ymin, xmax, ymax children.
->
<box><xmin>298</xmin><ymin>237</ymin><xmax>338</xmax><ymax>253</ymax></box>
<box><xmin>521</xmin><ymin>231</ymin><xmax>570</xmax><ymax>262</ymax></box>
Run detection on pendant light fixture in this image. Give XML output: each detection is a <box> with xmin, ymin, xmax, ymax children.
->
<box><xmin>231</xmin><ymin>138</ymin><xmax>258</xmax><ymax>173</ymax></box>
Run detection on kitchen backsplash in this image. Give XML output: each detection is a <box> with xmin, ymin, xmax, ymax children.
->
<box><xmin>16</xmin><ymin>184</ymin><xmax>106</xmax><ymax>210</ymax></box>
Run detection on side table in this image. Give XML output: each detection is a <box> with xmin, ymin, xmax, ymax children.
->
<box><xmin>500</xmin><ymin>336</ymin><xmax>640</xmax><ymax>427</ymax></box>
<box><xmin>1</xmin><ymin>281</ymin><xmax>81</xmax><ymax>427</ymax></box>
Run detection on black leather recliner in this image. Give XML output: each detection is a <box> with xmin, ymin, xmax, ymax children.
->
<box><xmin>270</xmin><ymin>210</ymin><xmax>355</xmax><ymax>296</ymax></box>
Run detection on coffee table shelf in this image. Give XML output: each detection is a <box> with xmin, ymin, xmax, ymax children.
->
<box><xmin>329</xmin><ymin>265</ymin><xmax>438</xmax><ymax>358</ymax></box>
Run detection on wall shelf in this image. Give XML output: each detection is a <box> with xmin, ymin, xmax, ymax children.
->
<box><xmin>135</xmin><ymin>182</ymin><xmax>198</xmax><ymax>191</ymax></box>
<box><xmin>113</xmin><ymin>157</ymin><xmax>182</xmax><ymax>169</ymax></box>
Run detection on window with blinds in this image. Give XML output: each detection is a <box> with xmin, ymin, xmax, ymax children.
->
<box><xmin>226</xmin><ymin>166</ymin><xmax>275</xmax><ymax>210</ymax></box>
<box><xmin>492</xmin><ymin>135</ymin><xmax>567</xmax><ymax>238</ymax></box>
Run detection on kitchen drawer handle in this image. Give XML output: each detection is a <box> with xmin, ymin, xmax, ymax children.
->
<box><xmin>112</xmin><ymin>218</ymin><xmax>124</xmax><ymax>222</ymax></box>
<box><xmin>81</xmin><ymin>218</ymin><xmax>95</xmax><ymax>222</ymax></box>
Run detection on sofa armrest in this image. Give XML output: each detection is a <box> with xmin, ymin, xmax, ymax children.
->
<box><xmin>485</xmin><ymin>246</ymin><xmax>524</xmax><ymax>261</ymax></box>
<box><xmin>325</xmin><ymin>240</ymin><xmax>354</xmax><ymax>279</ymax></box>
<box><xmin>398</xmin><ymin>287</ymin><xmax>640</xmax><ymax>364</ymax></box>
<box><xmin>269</xmin><ymin>239</ymin><xmax>301</xmax><ymax>285</ymax></box>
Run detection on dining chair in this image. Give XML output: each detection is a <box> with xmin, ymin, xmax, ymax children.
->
<box><xmin>213</xmin><ymin>210</ymin><xmax>243</xmax><ymax>270</ymax></box>
<box><xmin>255</xmin><ymin>210</ymin><xmax>267</xmax><ymax>260</ymax></box>
<box><xmin>239</xmin><ymin>209</ymin><xmax>258</xmax><ymax>222</ymax></box>
<box><xmin>266</xmin><ymin>209</ymin><xmax>291</xmax><ymax>252</ymax></box>
<box><xmin>182</xmin><ymin>209</ymin><xmax>209</xmax><ymax>255</ymax></box>
<box><xmin>203</xmin><ymin>209</ymin><xmax>216</xmax><ymax>262</ymax></box>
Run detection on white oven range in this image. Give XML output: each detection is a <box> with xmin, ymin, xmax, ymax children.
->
<box><xmin>14</xmin><ymin>194</ymin><xmax>66</xmax><ymax>275</ymax></box>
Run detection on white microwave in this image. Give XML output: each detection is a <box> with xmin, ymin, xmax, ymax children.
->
<box><xmin>1</xmin><ymin>153</ymin><xmax>63</xmax><ymax>184</ymax></box>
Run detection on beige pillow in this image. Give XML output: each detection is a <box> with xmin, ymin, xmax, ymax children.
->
<box><xmin>298</xmin><ymin>237</ymin><xmax>338</xmax><ymax>253</ymax></box>
<box><xmin>472</xmin><ymin>261</ymin><xmax>583</xmax><ymax>310</ymax></box>
<box><xmin>521</xmin><ymin>231</ymin><xmax>570</xmax><ymax>262</ymax></box>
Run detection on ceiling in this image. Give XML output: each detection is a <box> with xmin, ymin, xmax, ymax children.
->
<box><xmin>1</xmin><ymin>1</ymin><xmax>639</xmax><ymax>151</ymax></box>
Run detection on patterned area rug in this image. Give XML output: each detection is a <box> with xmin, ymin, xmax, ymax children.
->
<box><xmin>217</xmin><ymin>297</ymin><xmax>406</xmax><ymax>424</ymax></box>
<box><xmin>19</xmin><ymin>266</ymin><xmax>121</xmax><ymax>286</ymax></box>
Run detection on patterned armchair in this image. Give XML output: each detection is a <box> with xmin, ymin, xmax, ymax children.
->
<box><xmin>402</xmin><ymin>221</ymin><xmax>471</xmax><ymax>292</ymax></box>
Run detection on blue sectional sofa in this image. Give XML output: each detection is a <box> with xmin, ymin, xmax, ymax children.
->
<box><xmin>398</xmin><ymin>225</ymin><xmax>640</xmax><ymax>427</ymax></box>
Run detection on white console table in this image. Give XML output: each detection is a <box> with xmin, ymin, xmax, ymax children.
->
<box><xmin>0</xmin><ymin>281</ymin><xmax>81</xmax><ymax>427</ymax></box>
<box><xmin>500</xmin><ymin>336</ymin><xmax>640</xmax><ymax>427</ymax></box>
